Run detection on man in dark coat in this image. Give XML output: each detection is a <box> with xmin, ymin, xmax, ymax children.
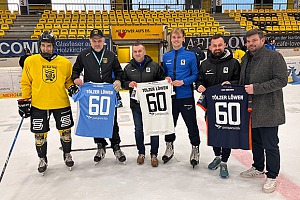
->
<box><xmin>239</xmin><ymin>29</ymin><xmax>287</xmax><ymax>194</ymax></box>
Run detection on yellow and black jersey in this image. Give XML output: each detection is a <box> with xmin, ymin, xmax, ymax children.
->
<box><xmin>21</xmin><ymin>54</ymin><xmax>73</xmax><ymax>110</ymax></box>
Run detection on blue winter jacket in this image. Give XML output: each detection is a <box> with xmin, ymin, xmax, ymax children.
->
<box><xmin>163</xmin><ymin>46</ymin><xmax>198</xmax><ymax>99</ymax></box>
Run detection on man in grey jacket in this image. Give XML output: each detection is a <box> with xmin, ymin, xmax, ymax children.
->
<box><xmin>239</xmin><ymin>29</ymin><xmax>288</xmax><ymax>193</ymax></box>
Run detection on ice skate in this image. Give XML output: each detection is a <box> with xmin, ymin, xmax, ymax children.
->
<box><xmin>190</xmin><ymin>145</ymin><xmax>200</xmax><ymax>169</ymax></box>
<box><xmin>113</xmin><ymin>144</ymin><xmax>126</xmax><ymax>164</ymax></box>
<box><xmin>94</xmin><ymin>143</ymin><xmax>106</xmax><ymax>164</ymax></box>
<box><xmin>162</xmin><ymin>142</ymin><xmax>174</xmax><ymax>163</ymax></box>
<box><xmin>64</xmin><ymin>153</ymin><xmax>74</xmax><ymax>171</ymax></box>
<box><xmin>38</xmin><ymin>157</ymin><xmax>48</xmax><ymax>175</ymax></box>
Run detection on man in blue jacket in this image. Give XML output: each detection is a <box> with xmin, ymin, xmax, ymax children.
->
<box><xmin>162</xmin><ymin>28</ymin><xmax>200</xmax><ymax>168</ymax></box>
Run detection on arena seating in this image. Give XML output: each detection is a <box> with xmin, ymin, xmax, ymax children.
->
<box><xmin>226</xmin><ymin>8</ymin><xmax>300</xmax><ymax>34</ymax></box>
<box><xmin>31</xmin><ymin>9</ymin><xmax>226</xmax><ymax>39</ymax></box>
<box><xmin>0</xmin><ymin>10</ymin><xmax>18</xmax><ymax>37</ymax></box>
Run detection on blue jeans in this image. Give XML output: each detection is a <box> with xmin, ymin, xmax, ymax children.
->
<box><xmin>132</xmin><ymin>106</ymin><xmax>159</xmax><ymax>155</ymax></box>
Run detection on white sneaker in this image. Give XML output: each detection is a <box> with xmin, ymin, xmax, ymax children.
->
<box><xmin>263</xmin><ymin>178</ymin><xmax>277</xmax><ymax>193</ymax></box>
<box><xmin>240</xmin><ymin>166</ymin><xmax>265</xmax><ymax>178</ymax></box>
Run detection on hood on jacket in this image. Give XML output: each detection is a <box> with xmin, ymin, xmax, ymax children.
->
<box><xmin>129</xmin><ymin>55</ymin><xmax>153</xmax><ymax>68</ymax></box>
<box><xmin>208</xmin><ymin>48</ymin><xmax>233</xmax><ymax>64</ymax></box>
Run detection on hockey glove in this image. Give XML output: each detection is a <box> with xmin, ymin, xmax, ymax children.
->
<box><xmin>113</xmin><ymin>80</ymin><xmax>121</xmax><ymax>92</ymax></box>
<box><xmin>68</xmin><ymin>85</ymin><xmax>79</xmax><ymax>97</ymax></box>
<box><xmin>17</xmin><ymin>99</ymin><xmax>31</xmax><ymax>118</ymax></box>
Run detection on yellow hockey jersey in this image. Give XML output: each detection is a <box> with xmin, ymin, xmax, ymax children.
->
<box><xmin>21</xmin><ymin>54</ymin><xmax>74</xmax><ymax>110</ymax></box>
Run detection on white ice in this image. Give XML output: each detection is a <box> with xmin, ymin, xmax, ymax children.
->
<box><xmin>1</xmin><ymin>84</ymin><xmax>300</xmax><ymax>200</ymax></box>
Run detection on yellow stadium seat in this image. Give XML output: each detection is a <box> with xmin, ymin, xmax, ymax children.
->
<box><xmin>55</xmin><ymin>19</ymin><xmax>63</xmax><ymax>24</ymax></box>
<box><xmin>63</xmin><ymin>19</ymin><xmax>71</xmax><ymax>24</ymax></box>
<box><xmin>218</xmin><ymin>27</ymin><xmax>225</xmax><ymax>32</ymax></box>
<box><xmin>86</xmin><ymin>24</ymin><xmax>94</xmax><ymax>29</ymax></box>
<box><xmin>181</xmin><ymin>18</ymin><xmax>188</xmax><ymax>23</ymax></box>
<box><xmin>211</xmin><ymin>26</ymin><xmax>218</xmax><ymax>32</ymax></box>
<box><xmin>69</xmin><ymin>29</ymin><xmax>77</xmax><ymax>36</ymax></box>
<box><xmin>49</xmin><ymin>14</ymin><xmax>56</xmax><ymax>19</ymax></box>
<box><xmin>94</xmin><ymin>24</ymin><xmax>102</xmax><ymax>29</ymax></box>
<box><xmin>213</xmin><ymin>22</ymin><xmax>220</xmax><ymax>27</ymax></box>
<box><xmin>188</xmin><ymin>28</ymin><xmax>196</xmax><ymax>33</ymax></box>
<box><xmin>224</xmin><ymin>32</ymin><xmax>230</xmax><ymax>36</ymax></box>
<box><xmin>0</xmin><ymin>30</ymin><xmax>5</xmax><ymax>37</ymax></box>
<box><xmin>44</xmin><ymin>24</ymin><xmax>52</xmax><ymax>30</ymax></box>
<box><xmin>77</xmin><ymin>29</ymin><xmax>86</xmax><ymax>36</ymax></box>
<box><xmin>78</xmin><ymin>24</ymin><xmax>86</xmax><ymax>29</ymax></box>
<box><xmin>47</xmin><ymin>19</ymin><xmax>55</xmax><ymax>24</ymax></box>
<box><xmin>59</xmin><ymin>35</ymin><xmax>67</xmax><ymax>39</ymax></box>
<box><xmin>33</xmin><ymin>29</ymin><xmax>42</xmax><ymax>36</ymax></box>
<box><xmin>79</xmin><ymin>19</ymin><xmax>86</xmax><ymax>24</ymax></box>
<box><xmin>61</xmin><ymin>24</ymin><xmax>69</xmax><ymax>29</ymax></box>
<box><xmin>53</xmin><ymin>24</ymin><xmax>61</xmax><ymax>29</ymax></box>
<box><xmin>71</xmin><ymin>19</ymin><xmax>79</xmax><ymax>24</ymax></box>
<box><xmin>36</xmin><ymin>24</ymin><xmax>44</xmax><ymax>30</ymax></box>
<box><xmin>70</xmin><ymin>24</ymin><xmax>78</xmax><ymax>29</ymax></box>
<box><xmin>31</xmin><ymin>35</ymin><xmax>39</xmax><ymax>39</ymax></box>
<box><xmin>203</xmin><ymin>27</ymin><xmax>210</xmax><ymax>33</ymax></box>
<box><xmin>206</xmin><ymin>22</ymin><xmax>213</xmax><ymax>27</ymax></box>
<box><xmin>41</xmin><ymin>14</ymin><xmax>48</xmax><ymax>19</ymax></box>
<box><xmin>103</xmin><ymin>29</ymin><xmax>110</xmax><ymax>36</ymax></box>
<box><xmin>51</xmin><ymin>29</ymin><xmax>59</xmax><ymax>37</ymax></box>
<box><xmin>9</xmin><ymin>14</ymin><xmax>16</xmax><ymax>20</ymax></box>
<box><xmin>5</xmin><ymin>19</ymin><xmax>13</xmax><ymax>24</ymax></box>
<box><xmin>60</xmin><ymin>29</ymin><xmax>68</xmax><ymax>35</ymax></box>
<box><xmin>39</xmin><ymin>18</ymin><xmax>46</xmax><ymax>24</ymax></box>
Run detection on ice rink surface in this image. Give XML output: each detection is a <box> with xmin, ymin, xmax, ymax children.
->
<box><xmin>1</xmin><ymin>84</ymin><xmax>300</xmax><ymax>200</ymax></box>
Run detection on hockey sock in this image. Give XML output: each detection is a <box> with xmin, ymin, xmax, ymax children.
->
<box><xmin>35</xmin><ymin>132</ymin><xmax>48</xmax><ymax>158</ymax></box>
<box><xmin>59</xmin><ymin>128</ymin><xmax>72</xmax><ymax>153</ymax></box>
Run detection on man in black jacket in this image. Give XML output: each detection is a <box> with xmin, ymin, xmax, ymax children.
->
<box><xmin>123</xmin><ymin>42</ymin><xmax>165</xmax><ymax>167</ymax></box>
<box><xmin>19</xmin><ymin>48</ymin><xmax>32</xmax><ymax>69</ymax></box>
<box><xmin>196</xmin><ymin>34</ymin><xmax>240</xmax><ymax>178</ymax></box>
<box><xmin>72</xmin><ymin>29</ymin><xmax>126</xmax><ymax>163</ymax></box>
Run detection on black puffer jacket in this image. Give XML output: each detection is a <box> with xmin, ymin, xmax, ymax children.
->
<box><xmin>123</xmin><ymin>55</ymin><xmax>165</xmax><ymax>109</ymax></box>
<box><xmin>196</xmin><ymin>48</ymin><xmax>240</xmax><ymax>89</ymax></box>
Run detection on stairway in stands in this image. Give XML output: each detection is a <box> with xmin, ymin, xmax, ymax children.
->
<box><xmin>4</xmin><ymin>15</ymin><xmax>40</xmax><ymax>40</ymax></box>
<box><xmin>213</xmin><ymin>13</ymin><xmax>247</xmax><ymax>36</ymax></box>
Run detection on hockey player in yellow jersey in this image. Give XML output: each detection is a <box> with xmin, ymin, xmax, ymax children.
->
<box><xmin>19</xmin><ymin>31</ymin><xmax>78</xmax><ymax>174</ymax></box>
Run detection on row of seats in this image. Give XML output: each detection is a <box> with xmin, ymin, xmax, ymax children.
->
<box><xmin>40</xmin><ymin>12</ymin><xmax>211</xmax><ymax>20</ymax></box>
<box><xmin>31</xmin><ymin>30</ymin><xmax>230</xmax><ymax>40</ymax></box>
<box><xmin>38</xmin><ymin>16</ymin><xmax>215</xmax><ymax>25</ymax></box>
<box><xmin>43</xmin><ymin>9</ymin><xmax>207</xmax><ymax>15</ymax></box>
<box><xmin>266</xmin><ymin>25</ymin><xmax>300</xmax><ymax>33</ymax></box>
<box><xmin>225</xmin><ymin>8</ymin><xmax>300</xmax><ymax>14</ymax></box>
<box><xmin>0</xmin><ymin>10</ymin><xmax>18</xmax><ymax>15</ymax></box>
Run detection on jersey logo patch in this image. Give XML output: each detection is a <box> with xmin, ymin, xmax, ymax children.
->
<box><xmin>146</xmin><ymin>67</ymin><xmax>150</xmax><ymax>72</ymax></box>
<box><xmin>103</xmin><ymin>58</ymin><xmax>108</xmax><ymax>63</ymax></box>
<box><xmin>223</xmin><ymin>67</ymin><xmax>229</xmax><ymax>74</ymax></box>
<box><xmin>42</xmin><ymin>65</ymin><xmax>57</xmax><ymax>83</ymax></box>
<box><xmin>181</xmin><ymin>59</ymin><xmax>185</xmax><ymax>65</ymax></box>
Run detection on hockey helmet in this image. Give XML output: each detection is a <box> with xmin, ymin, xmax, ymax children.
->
<box><xmin>38</xmin><ymin>31</ymin><xmax>56</xmax><ymax>48</ymax></box>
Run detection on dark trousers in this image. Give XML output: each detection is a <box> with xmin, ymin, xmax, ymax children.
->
<box><xmin>132</xmin><ymin>106</ymin><xmax>159</xmax><ymax>155</ymax></box>
<box><xmin>252</xmin><ymin>126</ymin><xmax>280</xmax><ymax>179</ymax></box>
<box><xmin>213</xmin><ymin>147</ymin><xmax>231</xmax><ymax>162</ymax></box>
<box><xmin>94</xmin><ymin>108</ymin><xmax>121</xmax><ymax>147</ymax></box>
<box><xmin>165</xmin><ymin>97</ymin><xmax>200</xmax><ymax>146</ymax></box>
